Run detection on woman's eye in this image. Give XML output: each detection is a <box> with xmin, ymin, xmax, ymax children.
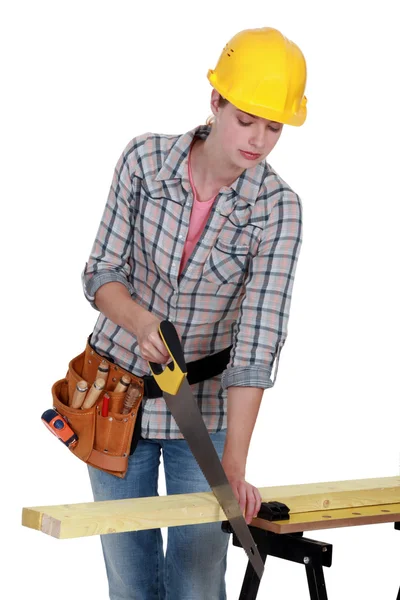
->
<box><xmin>269</xmin><ymin>127</ymin><xmax>281</xmax><ymax>133</ymax></box>
<box><xmin>238</xmin><ymin>119</ymin><xmax>252</xmax><ymax>127</ymax></box>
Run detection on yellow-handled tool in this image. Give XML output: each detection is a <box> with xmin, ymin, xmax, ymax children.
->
<box><xmin>149</xmin><ymin>320</ymin><xmax>264</xmax><ymax>580</ymax></box>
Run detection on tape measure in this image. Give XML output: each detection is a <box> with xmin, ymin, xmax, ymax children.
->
<box><xmin>41</xmin><ymin>409</ymin><xmax>78</xmax><ymax>448</ymax></box>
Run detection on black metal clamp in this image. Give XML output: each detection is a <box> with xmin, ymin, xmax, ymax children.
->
<box><xmin>221</xmin><ymin>501</ymin><xmax>290</xmax><ymax>535</ymax></box>
<box><xmin>257</xmin><ymin>500</ymin><xmax>291</xmax><ymax>522</ymax></box>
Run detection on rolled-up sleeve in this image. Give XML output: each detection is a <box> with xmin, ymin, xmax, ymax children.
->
<box><xmin>221</xmin><ymin>191</ymin><xmax>303</xmax><ymax>389</ymax></box>
<box><xmin>82</xmin><ymin>139</ymin><xmax>145</xmax><ymax>309</ymax></box>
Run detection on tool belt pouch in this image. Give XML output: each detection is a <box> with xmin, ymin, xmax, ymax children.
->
<box><xmin>51</xmin><ymin>341</ymin><xmax>144</xmax><ymax>478</ymax></box>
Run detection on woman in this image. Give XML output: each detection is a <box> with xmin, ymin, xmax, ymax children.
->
<box><xmin>82</xmin><ymin>26</ymin><xmax>307</xmax><ymax>600</ymax></box>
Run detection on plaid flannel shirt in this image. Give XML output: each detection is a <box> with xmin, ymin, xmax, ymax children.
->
<box><xmin>82</xmin><ymin>124</ymin><xmax>302</xmax><ymax>439</ymax></box>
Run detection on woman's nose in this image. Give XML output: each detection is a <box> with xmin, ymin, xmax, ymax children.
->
<box><xmin>249</xmin><ymin>125</ymin><xmax>265</xmax><ymax>149</ymax></box>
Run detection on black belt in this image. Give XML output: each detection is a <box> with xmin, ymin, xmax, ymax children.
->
<box><xmin>143</xmin><ymin>345</ymin><xmax>232</xmax><ymax>398</ymax></box>
<box><xmin>88</xmin><ymin>335</ymin><xmax>232</xmax><ymax>399</ymax></box>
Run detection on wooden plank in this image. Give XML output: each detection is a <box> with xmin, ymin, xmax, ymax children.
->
<box><xmin>22</xmin><ymin>492</ymin><xmax>223</xmax><ymax>539</ymax></box>
<box><xmin>259</xmin><ymin>476</ymin><xmax>400</xmax><ymax>513</ymax></box>
<box><xmin>252</xmin><ymin>503</ymin><xmax>400</xmax><ymax>534</ymax></box>
<box><xmin>21</xmin><ymin>476</ymin><xmax>400</xmax><ymax>540</ymax></box>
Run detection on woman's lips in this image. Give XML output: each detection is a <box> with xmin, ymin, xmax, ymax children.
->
<box><xmin>239</xmin><ymin>150</ymin><xmax>261</xmax><ymax>160</ymax></box>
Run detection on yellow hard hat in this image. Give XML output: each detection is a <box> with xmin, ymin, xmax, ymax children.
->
<box><xmin>207</xmin><ymin>27</ymin><xmax>307</xmax><ymax>126</ymax></box>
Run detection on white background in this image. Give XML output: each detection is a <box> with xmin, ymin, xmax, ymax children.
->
<box><xmin>2</xmin><ymin>0</ymin><xmax>399</xmax><ymax>598</ymax></box>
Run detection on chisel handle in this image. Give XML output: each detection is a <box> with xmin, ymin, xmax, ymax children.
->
<box><xmin>148</xmin><ymin>321</ymin><xmax>187</xmax><ymax>395</ymax></box>
<box><xmin>96</xmin><ymin>360</ymin><xmax>109</xmax><ymax>381</ymax></box>
<box><xmin>71</xmin><ymin>380</ymin><xmax>89</xmax><ymax>408</ymax></box>
<box><xmin>81</xmin><ymin>378</ymin><xmax>105</xmax><ymax>409</ymax></box>
<box><xmin>113</xmin><ymin>375</ymin><xmax>131</xmax><ymax>393</ymax></box>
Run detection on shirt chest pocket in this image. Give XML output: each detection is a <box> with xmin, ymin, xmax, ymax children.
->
<box><xmin>202</xmin><ymin>239</ymin><xmax>250</xmax><ymax>285</ymax></box>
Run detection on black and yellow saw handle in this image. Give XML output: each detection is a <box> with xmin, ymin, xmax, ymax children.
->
<box><xmin>148</xmin><ymin>321</ymin><xmax>187</xmax><ymax>395</ymax></box>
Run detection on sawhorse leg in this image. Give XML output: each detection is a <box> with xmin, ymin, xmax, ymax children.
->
<box><xmin>305</xmin><ymin>560</ymin><xmax>329</xmax><ymax>600</ymax></box>
<box><xmin>238</xmin><ymin>550</ymin><xmax>267</xmax><ymax>599</ymax></box>
<box><xmin>231</xmin><ymin>528</ymin><xmax>332</xmax><ymax>600</ymax></box>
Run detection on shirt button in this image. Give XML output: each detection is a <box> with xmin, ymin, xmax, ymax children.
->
<box><xmin>216</xmin><ymin>206</ymin><xmax>220</xmax><ymax>213</ymax></box>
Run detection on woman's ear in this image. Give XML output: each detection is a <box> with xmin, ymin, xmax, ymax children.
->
<box><xmin>210</xmin><ymin>89</ymin><xmax>221</xmax><ymax>117</ymax></box>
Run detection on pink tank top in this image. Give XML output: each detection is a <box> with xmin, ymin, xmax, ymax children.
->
<box><xmin>179</xmin><ymin>147</ymin><xmax>217</xmax><ymax>275</ymax></box>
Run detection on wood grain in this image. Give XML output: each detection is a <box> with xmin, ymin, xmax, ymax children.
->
<box><xmin>21</xmin><ymin>476</ymin><xmax>400</xmax><ymax>539</ymax></box>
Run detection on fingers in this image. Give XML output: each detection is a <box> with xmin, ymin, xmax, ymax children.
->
<box><xmin>141</xmin><ymin>331</ymin><xmax>170</xmax><ymax>364</ymax></box>
<box><xmin>244</xmin><ymin>484</ymin><xmax>256</xmax><ymax>524</ymax></box>
<box><xmin>253</xmin><ymin>486</ymin><xmax>262</xmax><ymax>518</ymax></box>
<box><xmin>236</xmin><ymin>481</ymin><xmax>262</xmax><ymax>524</ymax></box>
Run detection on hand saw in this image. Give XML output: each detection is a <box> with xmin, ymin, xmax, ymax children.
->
<box><xmin>148</xmin><ymin>320</ymin><xmax>264</xmax><ymax>579</ymax></box>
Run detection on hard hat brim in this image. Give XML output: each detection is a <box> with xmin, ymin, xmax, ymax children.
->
<box><xmin>208</xmin><ymin>71</ymin><xmax>307</xmax><ymax>127</ymax></box>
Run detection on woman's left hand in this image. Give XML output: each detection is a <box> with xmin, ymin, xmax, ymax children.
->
<box><xmin>222</xmin><ymin>462</ymin><xmax>262</xmax><ymax>524</ymax></box>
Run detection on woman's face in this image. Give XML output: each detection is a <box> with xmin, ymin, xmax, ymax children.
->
<box><xmin>211</xmin><ymin>91</ymin><xmax>283</xmax><ymax>169</ymax></box>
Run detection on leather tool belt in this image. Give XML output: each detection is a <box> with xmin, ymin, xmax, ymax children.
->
<box><xmin>51</xmin><ymin>336</ymin><xmax>232</xmax><ymax>478</ymax></box>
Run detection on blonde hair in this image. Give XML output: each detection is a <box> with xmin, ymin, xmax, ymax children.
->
<box><xmin>205</xmin><ymin>94</ymin><xmax>228</xmax><ymax>126</ymax></box>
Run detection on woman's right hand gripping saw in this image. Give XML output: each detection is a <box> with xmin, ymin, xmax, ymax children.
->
<box><xmin>135</xmin><ymin>313</ymin><xmax>171</xmax><ymax>365</ymax></box>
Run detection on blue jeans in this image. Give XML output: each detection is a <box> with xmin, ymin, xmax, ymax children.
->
<box><xmin>88</xmin><ymin>430</ymin><xmax>228</xmax><ymax>600</ymax></box>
